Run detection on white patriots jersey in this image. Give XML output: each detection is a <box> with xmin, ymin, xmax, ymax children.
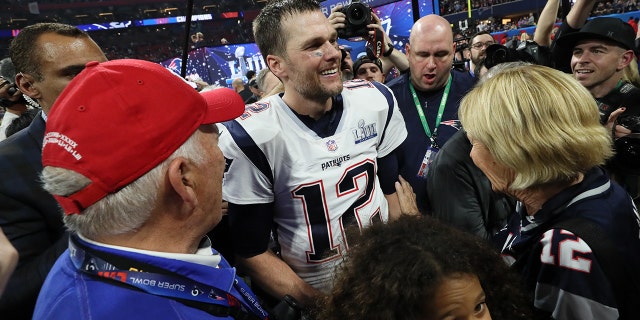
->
<box><xmin>220</xmin><ymin>80</ymin><xmax>407</xmax><ymax>291</ymax></box>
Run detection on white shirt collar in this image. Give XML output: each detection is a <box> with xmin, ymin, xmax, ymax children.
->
<box><xmin>78</xmin><ymin>234</ymin><xmax>222</xmax><ymax>267</ymax></box>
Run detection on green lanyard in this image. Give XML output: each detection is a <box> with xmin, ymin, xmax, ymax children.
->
<box><xmin>409</xmin><ymin>73</ymin><xmax>452</xmax><ymax>140</ymax></box>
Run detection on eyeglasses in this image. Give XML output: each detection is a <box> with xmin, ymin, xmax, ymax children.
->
<box><xmin>471</xmin><ymin>41</ymin><xmax>495</xmax><ymax>50</ymax></box>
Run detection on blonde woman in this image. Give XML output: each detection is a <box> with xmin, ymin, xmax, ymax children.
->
<box><xmin>459</xmin><ymin>65</ymin><xmax>639</xmax><ymax>320</ymax></box>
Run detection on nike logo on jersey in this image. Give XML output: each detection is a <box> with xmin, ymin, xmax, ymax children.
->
<box><xmin>353</xmin><ymin>119</ymin><xmax>378</xmax><ymax>144</ymax></box>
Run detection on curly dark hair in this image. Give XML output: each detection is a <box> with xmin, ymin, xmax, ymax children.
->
<box><xmin>9</xmin><ymin>23</ymin><xmax>91</xmax><ymax>81</ymax></box>
<box><xmin>253</xmin><ymin>0</ymin><xmax>320</xmax><ymax>58</ymax></box>
<box><xmin>315</xmin><ymin>215</ymin><xmax>531</xmax><ymax>319</ymax></box>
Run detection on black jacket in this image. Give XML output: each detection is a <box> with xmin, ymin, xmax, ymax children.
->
<box><xmin>0</xmin><ymin>112</ymin><xmax>68</xmax><ymax>319</ymax></box>
<box><xmin>425</xmin><ymin>130</ymin><xmax>515</xmax><ymax>240</ymax></box>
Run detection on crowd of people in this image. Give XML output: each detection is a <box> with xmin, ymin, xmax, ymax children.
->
<box><xmin>593</xmin><ymin>0</ymin><xmax>640</xmax><ymax>15</ymax></box>
<box><xmin>441</xmin><ymin>0</ymin><xmax>639</xmax><ymax>16</ymax></box>
<box><xmin>0</xmin><ymin>0</ymin><xmax>639</xmax><ymax>319</ymax></box>
<box><xmin>4</xmin><ymin>1</ymin><xmax>640</xmax><ymax>64</ymax></box>
<box><xmin>439</xmin><ymin>0</ymin><xmax>518</xmax><ymax>16</ymax></box>
<box><xmin>450</xmin><ymin>1</ymin><xmax>640</xmax><ymax>40</ymax></box>
<box><xmin>88</xmin><ymin>20</ymin><xmax>255</xmax><ymax>63</ymax></box>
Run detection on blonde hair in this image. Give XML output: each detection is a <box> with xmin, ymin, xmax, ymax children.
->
<box><xmin>459</xmin><ymin>65</ymin><xmax>612</xmax><ymax>190</ymax></box>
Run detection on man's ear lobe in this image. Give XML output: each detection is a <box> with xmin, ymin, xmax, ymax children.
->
<box><xmin>267</xmin><ymin>55</ymin><xmax>284</xmax><ymax>78</ymax></box>
<box><xmin>621</xmin><ymin>50</ymin><xmax>635</xmax><ymax>69</ymax></box>
<box><xmin>15</xmin><ymin>74</ymin><xmax>40</xmax><ymax>99</ymax></box>
<box><xmin>167</xmin><ymin>158</ymin><xmax>197</xmax><ymax>206</ymax></box>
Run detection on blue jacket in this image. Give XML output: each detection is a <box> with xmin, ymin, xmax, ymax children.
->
<box><xmin>0</xmin><ymin>112</ymin><xmax>67</xmax><ymax>319</ymax></box>
<box><xmin>33</xmin><ymin>236</ymin><xmax>269</xmax><ymax>320</ymax></box>
<box><xmin>386</xmin><ymin>70</ymin><xmax>474</xmax><ymax>213</ymax></box>
<box><xmin>494</xmin><ymin>167</ymin><xmax>640</xmax><ymax>319</ymax></box>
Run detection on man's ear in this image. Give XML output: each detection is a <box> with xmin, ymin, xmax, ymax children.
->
<box><xmin>167</xmin><ymin>157</ymin><xmax>198</xmax><ymax>209</ymax></box>
<box><xmin>15</xmin><ymin>73</ymin><xmax>40</xmax><ymax>99</ymax></box>
<box><xmin>267</xmin><ymin>54</ymin><xmax>286</xmax><ymax>79</ymax></box>
<box><xmin>618</xmin><ymin>50</ymin><xmax>635</xmax><ymax>71</ymax></box>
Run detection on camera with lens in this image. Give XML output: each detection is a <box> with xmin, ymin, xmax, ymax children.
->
<box><xmin>454</xmin><ymin>37</ymin><xmax>469</xmax><ymax>53</ymax></box>
<box><xmin>606</xmin><ymin>84</ymin><xmax>640</xmax><ymax>175</ymax></box>
<box><xmin>337</xmin><ymin>1</ymin><xmax>372</xmax><ymax>40</ymax></box>
<box><xmin>612</xmin><ymin>113</ymin><xmax>640</xmax><ymax>175</ymax></box>
<box><xmin>484</xmin><ymin>40</ymin><xmax>552</xmax><ymax>69</ymax></box>
<box><xmin>452</xmin><ymin>37</ymin><xmax>470</xmax><ymax>72</ymax></box>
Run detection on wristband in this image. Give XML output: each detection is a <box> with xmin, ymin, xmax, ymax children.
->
<box><xmin>382</xmin><ymin>43</ymin><xmax>394</xmax><ymax>57</ymax></box>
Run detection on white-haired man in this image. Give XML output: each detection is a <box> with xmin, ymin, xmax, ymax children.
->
<box><xmin>33</xmin><ymin>59</ymin><xmax>268</xmax><ymax>320</ymax></box>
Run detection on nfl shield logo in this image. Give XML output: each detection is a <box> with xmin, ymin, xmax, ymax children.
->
<box><xmin>326</xmin><ymin>139</ymin><xmax>338</xmax><ymax>152</ymax></box>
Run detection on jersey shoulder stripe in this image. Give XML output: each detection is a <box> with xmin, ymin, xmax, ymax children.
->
<box><xmin>222</xmin><ymin>119</ymin><xmax>273</xmax><ymax>185</ymax></box>
<box><xmin>370</xmin><ymin>81</ymin><xmax>395</xmax><ymax>147</ymax></box>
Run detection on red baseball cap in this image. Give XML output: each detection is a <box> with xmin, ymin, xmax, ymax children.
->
<box><xmin>42</xmin><ymin>59</ymin><xmax>245</xmax><ymax>215</ymax></box>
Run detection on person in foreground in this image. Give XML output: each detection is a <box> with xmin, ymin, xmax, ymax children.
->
<box><xmin>32</xmin><ymin>59</ymin><xmax>268</xmax><ymax>320</ymax></box>
<box><xmin>317</xmin><ymin>215</ymin><xmax>531</xmax><ymax>320</ymax></box>
<box><xmin>459</xmin><ymin>64</ymin><xmax>640</xmax><ymax>320</ymax></box>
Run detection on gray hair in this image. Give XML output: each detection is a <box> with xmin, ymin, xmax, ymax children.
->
<box><xmin>478</xmin><ymin>61</ymin><xmax>533</xmax><ymax>85</ymax></box>
<box><xmin>42</xmin><ymin>129</ymin><xmax>207</xmax><ymax>239</ymax></box>
<box><xmin>256</xmin><ymin>68</ymin><xmax>272</xmax><ymax>93</ymax></box>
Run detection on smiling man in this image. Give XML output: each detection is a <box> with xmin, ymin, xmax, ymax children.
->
<box><xmin>556</xmin><ymin>17</ymin><xmax>640</xmax><ymax>201</ymax></box>
<box><xmin>557</xmin><ymin>17</ymin><xmax>636</xmax><ymax>104</ymax></box>
<box><xmin>219</xmin><ymin>0</ymin><xmax>408</xmax><ymax>309</ymax></box>
<box><xmin>386</xmin><ymin>14</ymin><xmax>474</xmax><ymax>213</ymax></box>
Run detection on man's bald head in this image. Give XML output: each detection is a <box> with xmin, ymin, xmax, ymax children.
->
<box><xmin>231</xmin><ymin>77</ymin><xmax>245</xmax><ymax>92</ymax></box>
<box><xmin>409</xmin><ymin>14</ymin><xmax>453</xmax><ymax>45</ymax></box>
<box><xmin>406</xmin><ymin>14</ymin><xmax>455</xmax><ymax>92</ymax></box>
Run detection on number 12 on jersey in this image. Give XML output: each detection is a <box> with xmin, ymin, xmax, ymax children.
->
<box><xmin>292</xmin><ymin>160</ymin><xmax>381</xmax><ymax>263</ymax></box>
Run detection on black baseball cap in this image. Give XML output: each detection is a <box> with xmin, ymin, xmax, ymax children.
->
<box><xmin>352</xmin><ymin>56</ymin><xmax>382</xmax><ymax>75</ymax></box>
<box><xmin>556</xmin><ymin>17</ymin><xmax>636</xmax><ymax>52</ymax></box>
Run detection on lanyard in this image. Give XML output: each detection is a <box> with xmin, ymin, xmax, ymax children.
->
<box><xmin>409</xmin><ymin>73</ymin><xmax>452</xmax><ymax>143</ymax></box>
<box><xmin>68</xmin><ymin>236</ymin><xmax>269</xmax><ymax>320</ymax></box>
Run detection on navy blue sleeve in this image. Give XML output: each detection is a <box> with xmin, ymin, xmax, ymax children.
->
<box><xmin>228</xmin><ymin>202</ymin><xmax>275</xmax><ymax>258</ymax></box>
<box><xmin>377</xmin><ymin>149</ymin><xmax>399</xmax><ymax>195</ymax></box>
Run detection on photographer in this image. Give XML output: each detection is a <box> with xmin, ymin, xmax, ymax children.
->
<box><xmin>0</xmin><ymin>58</ymin><xmax>30</xmax><ymax>141</ymax></box>
<box><xmin>553</xmin><ymin>0</ymin><xmax>639</xmax><ymax>203</ymax></box>
<box><xmin>453</xmin><ymin>33</ymin><xmax>471</xmax><ymax>72</ymax></box>
<box><xmin>467</xmin><ymin>31</ymin><xmax>496</xmax><ymax>79</ymax></box>
<box><xmin>338</xmin><ymin>44</ymin><xmax>354</xmax><ymax>81</ymax></box>
<box><xmin>328</xmin><ymin>3</ymin><xmax>408</xmax><ymax>80</ymax></box>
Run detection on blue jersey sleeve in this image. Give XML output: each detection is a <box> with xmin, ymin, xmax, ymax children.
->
<box><xmin>228</xmin><ymin>202</ymin><xmax>275</xmax><ymax>258</ymax></box>
<box><xmin>377</xmin><ymin>150</ymin><xmax>399</xmax><ymax>195</ymax></box>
